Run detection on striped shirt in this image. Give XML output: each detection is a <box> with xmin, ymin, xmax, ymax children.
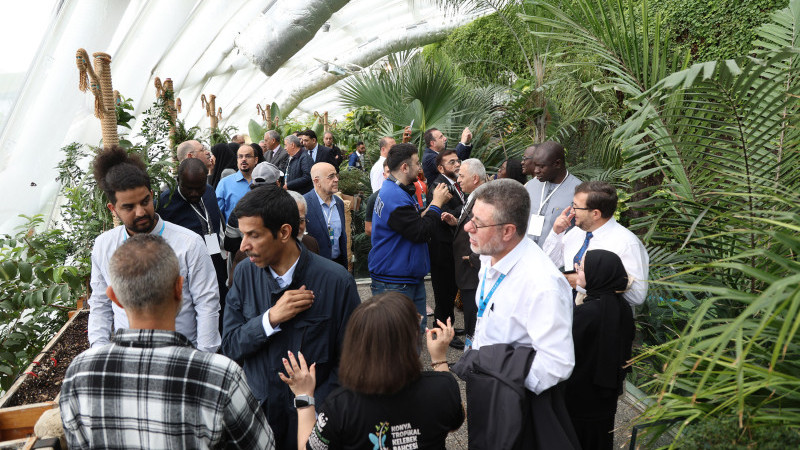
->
<box><xmin>60</xmin><ymin>329</ymin><xmax>274</xmax><ymax>449</ymax></box>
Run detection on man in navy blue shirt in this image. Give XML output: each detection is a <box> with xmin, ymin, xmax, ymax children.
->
<box><xmin>422</xmin><ymin>127</ymin><xmax>473</xmax><ymax>188</ymax></box>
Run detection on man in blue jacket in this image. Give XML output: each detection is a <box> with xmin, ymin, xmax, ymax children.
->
<box><xmin>369</xmin><ymin>143</ymin><xmax>454</xmax><ymax>332</ymax></box>
<box><xmin>303</xmin><ymin>162</ymin><xmax>347</xmax><ymax>267</ymax></box>
<box><xmin>221</xmin><ymin>184</ymin><xmax>359</xmax><ymax>450</ymax></box>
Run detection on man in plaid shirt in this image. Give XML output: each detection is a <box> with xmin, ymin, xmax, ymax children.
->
<box><xmin>60</xmin><ymin>234</ymin><xmax>274</xmax><ymax>449</ymax></box>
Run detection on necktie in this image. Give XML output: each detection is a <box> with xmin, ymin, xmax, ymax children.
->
<box><xmin>573</xmin><ymin>231</ymin><xmax>593</xmax><ymax>267</ymax></box>
<box><xmin>454</xmin><ymin>182</ymin><xmax>465</xmax><ymax>203</ymax></box>
<box><xmin>285</xmin><ymin>156</ymin><xmax>292</xmax><ymax>181</ymax></box>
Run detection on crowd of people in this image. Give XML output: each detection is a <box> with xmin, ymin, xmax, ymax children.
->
<box><xmin>58</xmin><ymin>128</ymin><xmax>649</xmax><ymax>449</ymax></box>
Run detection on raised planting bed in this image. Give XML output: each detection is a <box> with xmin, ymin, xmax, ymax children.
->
<box><xmin>0</xmin><ymin>310</ymin><xmax>88</xmax><ymax>441</ymax></box>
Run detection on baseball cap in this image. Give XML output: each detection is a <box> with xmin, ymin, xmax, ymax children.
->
<box><xmin>251</xmin><ymin>162</ymin><xmax>284</xmax><ymax>186</ymax></box>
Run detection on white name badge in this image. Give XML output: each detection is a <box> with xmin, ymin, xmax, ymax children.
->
<box><xmin>527</xmin><ymin>214</ymin><xmax>545</xmax><ymax>237</ymax></box>
<box><xmin>204</xmin><ymin>233</ymin><xmax>221</xmax><ymax>255</ymax></box>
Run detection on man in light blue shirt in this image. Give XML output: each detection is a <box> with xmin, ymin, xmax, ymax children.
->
<box><xmin>216</xmin><ymin>143</ymin><xmax>255</xmax><ymax>221</ymax></box>
<box><xmin>303</xmin><ymin>163</ymin><xmax>347</xmax><ymax>267</ymax></box>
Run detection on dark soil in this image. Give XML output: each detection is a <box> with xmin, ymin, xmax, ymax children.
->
<box><xmin>4</xmin><ymin>312</ymin><xmax>89</xmax><ymax>407</ymax></box>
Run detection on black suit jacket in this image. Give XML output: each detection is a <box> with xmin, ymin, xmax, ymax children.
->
<box><xmin>285</xmin><ymin>149</ymin><xmax>313</xmax><ymax>194</ymax></box>
<box><xmin>452</xmin><ymin>196</ymin><xmax>480</xmax><ymax>289</ymax></box>
<box><xmin>427</xmin><ymin>174</ymin><xmax>464</xmax><ymax>244</ymax></box>
<box><xmin>303</xmin><ymin>190</ymin><xmax>347</xmax><ymax>262</ymax></box>
<box><xmin>310</xmin><ymin>145</ymin><xmax>337</xmax><ymax>167</ymax></box>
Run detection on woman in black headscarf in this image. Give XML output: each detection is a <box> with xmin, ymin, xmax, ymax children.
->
<box><xmin>565</xmin><ymin>249</ymin><xmax>635</xmax><ymax>450</ymax></box>
<box><xmin>250</xmin><ymin>142</ymin><xmax>266</xmax><ymax>164</ymax></box>
<box><xmin>497</xmin><ymin>158</ymin><xmax>527</xmax><ymax>184</ymax></box>
<box><xmin>209</xmin><ymin>143</ymin><xmax>237</xmax><ymax>189</ymax></box>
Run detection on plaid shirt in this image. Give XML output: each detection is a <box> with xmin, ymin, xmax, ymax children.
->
<box><xmin>60</xmin><ymin>329</ymin><xmax>274</xmax><ymax>449</ymax></box>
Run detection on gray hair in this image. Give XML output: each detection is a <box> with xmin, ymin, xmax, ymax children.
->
<box><xmin>108</xmin><ymin>234</ymin><xmax>180</xmax><ymax>311</ymax></box>
<box><xmin>284</xmin><ymin>134</ymin><xmax>301</xmax><ymax>148</ymax></box>
<box><xmin>287</xmin><ymin>190</ymin><xmax>307</xmax><ymax>237</ymax></box>
<box><xmin>265</xmin><ymin>130</ymin><xmax>280</xmax><ymax>141</ymax></box>
<box><xmin>176</xmin><ymin>140</ymin><xmax>198</xmax><ymax>161</ymax></box>
<box><xmin>460</xmin><ymin>158</ymin><xmax>486</xmax><ymax>179</ymax></box>
<box><xmin>472</xmin><ymin>179</ymin><xmax>530</xmax><ymax>237</ymax></box>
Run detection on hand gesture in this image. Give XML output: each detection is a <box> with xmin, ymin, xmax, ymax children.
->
<box><xmin>426</xmin><ymin>318</ymin><xmax>454</xmax><ymax>362</ymax></box>
<box><xmin>461</xmin><ymin>127</ymin><xmax>473</xmax><ymax>145</ymax></box>
<box><xmin>279</xmin><ymin>351</ymin><xmax>316</xmax><ymax>397</ymax></box>
<box><xmin>402</xmin><ymin>126</ymin><xmax>412</xmax><ymax>143</ymax></box>
<box><xmin>552</xmin><ymin>206</ymin><xmax>575</xmax><ymax>234</ymax></box>
<box><xmin>441</xmin><ymin>212</ymin><xmax>457</xmax><ymax>226</ymax></box>
<box><xmin>267</xmin><ymin>285</ymin><xmax>314</xmax><ymax>327</ymax></box>
<box><xmin>431</xmin><ymin>183</ymin><xmax>453</xmax><ymax>207</ymax></box>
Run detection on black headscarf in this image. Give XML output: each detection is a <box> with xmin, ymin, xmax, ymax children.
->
<box><xmin>502</xmin><ymin>158</ymin><xmax>527</xmax><ymax>185</ymax></box>
<box><xmin>250</xmin><ymin>143</ymin><xmax>266</xmax><ymax>164</ymax></box>
<box><xmin>574</xmin><ymin>249</ymin><xmax>634</xmax><ymax>394</ymax></box>
<box><xmin>209</xmin><ymin>143</ymin><xmax>237</xmax><ymax>189</ymax></box>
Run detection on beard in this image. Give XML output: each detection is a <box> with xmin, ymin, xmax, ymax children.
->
<box><xmin>126</xmin><ymin>214</ymin><xmax>155</xmax><ymax>234</ymax></box>
<box><xmin>470</xmin><ymin>232</ymin><xmax>504</xmax><ymax>256</ymax></box>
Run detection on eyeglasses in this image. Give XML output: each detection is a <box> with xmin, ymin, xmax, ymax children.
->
<box><xmin>238</xmin><ymin>154</ymin><xmax>255</xmax><ymax>160</ymax></box>
<box><xmin>468</xmin><ymin>219</ymin><xmax>512</xmax><ymax>229</ymax></box>
<box><xmin>442</xmin><ymin>159</ymin><xmax>461</xmax><ymax>167</ymax></box>
<box><xmin>571</xmin><ymin>202</ymin><xmax>591</xmax><ymax>211</ymax></box>
<box><xmin>521</xmin><ymin>156</ymin><xmax>534</xmax><ymax>162</ymax></box>
<box><xmin>324</xmin><ymin>173</ymin><xmax>339</xmax><ymax>180</ymax></box>
<box><xmin>298</xmin><ymin>216</ymin><xmax>309</xmax><ymax>223</ymax></box>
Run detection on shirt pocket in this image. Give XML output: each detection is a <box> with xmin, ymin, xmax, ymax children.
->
<box><xmin>292</xmin><ymin>316</ymin><xmax>332</xmax><ymax>365</ymax></box>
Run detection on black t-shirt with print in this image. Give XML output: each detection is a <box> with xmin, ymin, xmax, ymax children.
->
<box><xmin>306</xmin><ymin>372</ymin><xmax>464</xmax><ymax>450</ymax></box>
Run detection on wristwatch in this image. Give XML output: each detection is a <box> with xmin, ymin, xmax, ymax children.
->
<box><xmin>294</xmin><ymin>394</ymin><xmax>315</xmax><ymax>409</ymax></box>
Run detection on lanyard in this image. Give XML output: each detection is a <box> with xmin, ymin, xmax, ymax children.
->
<box><xmin>415</xmin><ymin>180</ymin><xmax>426</xmax><ymax>207</ymax></box>
<box><xmin>477</xmin><ymin>271</ymin><xmax>506</xmax><ymax>318</ymax></box>
<box><xmin>537</xmin><ymin>171</ymin><xmax>569</xmax><ymax>215</ymax></box>
<box><xmin>123</xmin><ymin>220</ymin><xmax>165</xmax><ymax>241</ymax></box>
<box><xmin>179</xmin><ymin>188</ymin><xmax>212</xmax><ymax>234</ymax></box>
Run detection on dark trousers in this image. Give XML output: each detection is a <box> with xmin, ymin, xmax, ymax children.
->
<box><xmin>461</xmin><ymin>288</ymin><xmax>477</xmax><ymax>337</ymax></box>
<box><xmin>429</xmin><ymin>241</ymin><xmax>459</xmax><ymax>325</ymax></box>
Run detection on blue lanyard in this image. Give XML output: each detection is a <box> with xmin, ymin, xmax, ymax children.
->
<box><xmin>123</xmin><ymin>220</ymin><xmax>165</xmax><ymax>241</ymax></box>
<box><xmin>477</xmin><ymin>271</ymin><xmax>506</xmax><ymax>318</ymax></box>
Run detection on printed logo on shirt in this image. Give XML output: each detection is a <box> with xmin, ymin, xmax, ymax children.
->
<box><xmin>375</xmin><ymin>196</ymin><xmax>384</xmax><ymax>218</ymax></box>
<box><xmin>308</xmin><ymin>413</ymin><xmax>331</xmax><ymax>449</ymax></box>
<box><xmin>369</xmin><ymin>422</ymin><xmax>389</xmax><ymax>449</ymax></box>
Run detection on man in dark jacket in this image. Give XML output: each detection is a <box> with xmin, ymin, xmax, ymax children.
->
<box><xmin>369</xmin><ymin>143</ymin><xmax>453</xmax><ymax>332</ymax></box>
<box><xmin>221</xmin><ymin>184</ymin><xmax>359</xmax><ymax>450</ymax></box>
<box><xmin>283</xmin><ymin>134</ymin><xmax>313</xmax><ymax>194</ymax></box>
<box><xmin>303</xmin><ymin>162</ymin><xmax>347</xmax><ymax>266</ymax></box>
<box><xmin>427</xmin><ymin>149</ymin><xmax>466</xmax><ymax>349</ymax></box>
<box><xmin>299</xmin><ymin>129</ymin><xmax>337</xmax><ymax>169</ymax></box>
<box><xmin>422</xmin><ymin>127</ymin><xmax>473</xmax><ymax>186</ymax></box>
<box><xmin>157</xmin><ymin>158</ymin><xmax>228</xmax><ymax>325</ymax></box>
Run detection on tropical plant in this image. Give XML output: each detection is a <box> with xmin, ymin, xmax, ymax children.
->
<box><xmin>0</xmin><ymin>216</ymin><xmax>84</xmax><ymax>395</ymax></box>
<box><xmin>339</xmin><ymin>50</ymin><xmax>500</xmax><ymax>156</ymax></box>
<box><xmin>525</xmin><ymin>0</ymin><xmax>800</xmax><ymax>441</ymax></box>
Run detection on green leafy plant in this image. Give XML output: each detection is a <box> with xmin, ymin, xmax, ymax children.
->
<box><xmin>0</xmin><ymin>216</ymin><xmax>84</xmax><ymax>395</ymax></box>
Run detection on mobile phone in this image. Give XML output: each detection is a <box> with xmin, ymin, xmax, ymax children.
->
<box><xmin>409</xmin><ymin>119</ymin><xmax>414</xmax><ymax>128</ymax></box>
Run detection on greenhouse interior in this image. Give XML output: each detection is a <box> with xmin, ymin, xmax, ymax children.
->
<box><xmin>1</xmin><ymin>0</ymin><xmax>799</xmax><ymax>448</ymax></box>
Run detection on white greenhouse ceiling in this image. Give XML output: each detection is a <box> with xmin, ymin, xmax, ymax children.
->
<box><xmin>0</xmin><ymin>0</ymin><xmax>482</xmax><ymax>234</ymax></box>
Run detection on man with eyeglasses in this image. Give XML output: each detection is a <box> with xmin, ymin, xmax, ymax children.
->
<box><xmin>542</xmin><ymin>181</ymin><xmax>649</xmax><ymax>307</ymax></box>
<box><xmin>453</xmin><ymin>178</ymin><xmax>577</xmax><ymax>448</ymax></box>
<box><xmin>303</xmin><ymin>163</ymin><xmax>347</xmax><ymax>267</ymax></box>
<box><xmin>522</xmin><ymin>141</ymin><xmax>583</xmax><ymax>246</ymax></box>
<box><xmin>428</xmin><ymin>149</ymin><xmax>467</xmax><ymax>349</ymax></box>
<box><xmin>176</xmin><ymin>139</ymin><xmax>214</xmax><ymax>175</ymax></box>
<box><xmin>216</xmin><ymin>143</ymin><xmax>256</xmax><ymax>222</ymax></box>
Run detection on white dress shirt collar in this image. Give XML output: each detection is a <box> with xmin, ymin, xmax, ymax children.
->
<box><xmin>269</xmin><ymin>254</ymin><xmax>300</xmax><ymax>289</ymax></box>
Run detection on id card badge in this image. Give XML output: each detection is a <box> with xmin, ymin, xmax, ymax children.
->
<box><xmin>527</xmin><ymin>214</ymin><xmax>545</xmax><ymax>237</ymax></box>
<box><xmin>328</xmin><ymin>226</ymin><xmax>335</xmax><ymax>245</ymax></box>
<box><xmin>204</xmin><ymin>233</ymin><xmax>221</xmax><ymax>255</ymax></box>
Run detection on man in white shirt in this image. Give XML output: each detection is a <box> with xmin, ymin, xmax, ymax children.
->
<box><xmin>522</xmin><ymin>141</ymin><xmax>582</xmax><ymax>245</ymax></box>
<box><xmin>88</xmin><ymin>146</ymin><xmax>221</xmax><ymax>353</ymax></box>
<box><xmin>369</xmin><ymin>136</ymin><xmax>396</xmax><ymax>192</ymax></box>
<box><xmin>465</xmin><ymin>179</ymin><xmax>575</xmax><ymax>394</ymax></box>
<box><xmin>542</xmin><ymin>181</ymin><xmax>649</xmax><ymax>306</ymax></box>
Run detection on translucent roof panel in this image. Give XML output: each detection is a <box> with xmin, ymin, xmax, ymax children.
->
<box><xmin>0</xmin><ymin>0</ymin><xmax>483</xmax><ymax>234</ymax></box>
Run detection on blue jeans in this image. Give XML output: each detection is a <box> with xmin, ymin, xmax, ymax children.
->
<box><xmin>370</xmin><ymin>279</ymin><xmax>427</xmax><ymax>333</ymax></box>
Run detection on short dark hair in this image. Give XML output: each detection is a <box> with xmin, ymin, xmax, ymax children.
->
<box><xmin>177</xmin><ymin>158</ymin><xmax>207</xmax><ymax>180</ymax></box>
<box><xmin>472</xmin><ymin>179</ymin><xmax>530</xmax><ymax>237</ymax></box>
<box><xmin>232</xmin><ymin>184</ymin><xmax>299</xmax><ymax>239</ymax></box>
<box><xmin>386</xmin><ymin>143</ymin><xmax>417</xmax><ymax>171</ymax></box>
<box><xmin>93</xmin><ymin>146</ymin><xmax>151</xmax><ymax>204</ymax></box>
<box><xmin>356</xmin><ymin>141</ymin><xmax>364</xmax><ymax>147</ymax></box>
<box><xmin>339</xmin><ymin>292</ymin><xmax>422</xmax><ymax>394</ymax></box>
<box><xmin>575</xmin><ymin>181</ymin><xmax>617</xmax><ymax>218</ymax></box>
<box><xmin>423</xmin><ymin>128</ymin><xmax>439</xmax><ymax>148</ymax></box>
<box><xmin>435</xmin><ymin>148</ymin><xmax>457</xmax><ymax>167</ymax></box>
<box><xmin>299</xmin><ymin>129</ymin><xmax>317</xmax><ymax>141</ymax></box>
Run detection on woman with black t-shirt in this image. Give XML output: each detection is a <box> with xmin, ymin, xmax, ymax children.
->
<box><xmin>565</xmin><ymin>249</ymin><xmax>635</xmax><ymax>450</ymax></box>
<box><xmin>280</xmin><ymin>292</ymin><xmax>464</xmax><ymax>450</ymax></box>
